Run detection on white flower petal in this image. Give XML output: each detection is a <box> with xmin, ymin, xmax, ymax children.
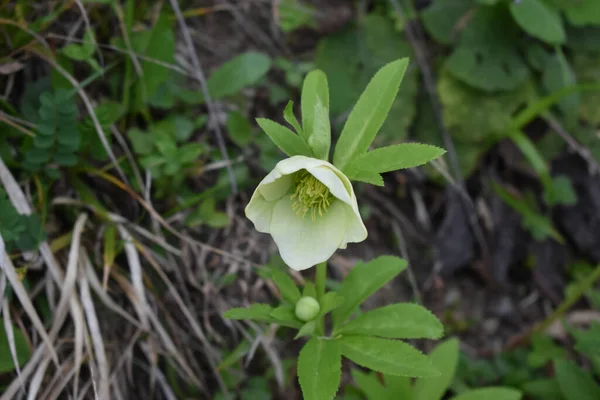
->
<box><xmin>245</xmin><ymin>192</ymin><xmax>275</xmax><ymax>233</ymax></box>
<box><xmin>307</xmin><ymin>165</ymin><xmax>352</xmax><ymax>206</ymax></box>
<box><xmin>259</xmin><ymin>173</ymin><xmax>292</xmax><ymax>201</ymax></box>
<box><xmin>341</xmin><ymin>203</ymin><xmax>368</xmax><ymax>246</ymax></box>
<box><xmin>275</xmin><ymin>155</ymin><xmax>325</xmax><ymax>175</ymax></box>
<box><xmin>270</xmin><ymin>196</ymin><xmax>347</xmax><ymax>271</ymax></box>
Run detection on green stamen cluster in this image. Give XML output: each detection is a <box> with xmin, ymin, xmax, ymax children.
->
<box><xmin>290</xmin><ymin>170</ymin><xmax>335</xmax><ymax>220</ymax></box>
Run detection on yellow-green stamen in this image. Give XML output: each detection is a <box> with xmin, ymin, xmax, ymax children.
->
<box><xmin>290</xmin><ymin>170</ymin><xmax>335</xmax><ymax>220</ymax></box>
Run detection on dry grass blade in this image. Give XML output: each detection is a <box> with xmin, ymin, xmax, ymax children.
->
<box><xmin>168</xmin><ymin>0</ymin><xmax>238</xmax><ymax>194</ymax></box>
<box><xmin>0</xmin><ymin>236</ymin><xmax>59</xmax><ymax>366</ymax></box>
<box><xmin>117</xmin><ymin>225</ymin><xmax>150</xmax><ymax>329</ymax></box>
<box><xmin>26</xmin><ymin>355</ymin><xmax>52</xmax><ymax>400</ymax></box>
<box><xmin>2</xmin><ymin>298</ymin><xmax>25</xmax><ymax>393</ymax></box>
<box><xmin>79</xmin><ymin>252</ymin><xmax>110</xmax><ymax>399</ymax></box>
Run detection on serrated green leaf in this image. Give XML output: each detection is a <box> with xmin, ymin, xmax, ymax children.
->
<box><xmin>307</xmin><ymin>96</ymin><xmax>331</xmax><ymax>160</ymax></box>
<box><xmin>256</xmin><ymin>118</ymin><xmax>314</xmax><ymax>157</ymax></box>
<box><xmin>414</xmin><ymin>338</ymin><xmax>460</xmax><ymax>400</ymax></box>
<box><xmin>555</xmin><ymin>358</ymin><xmax>600</xmax><ymax>400</ymax></box>
<box><xmin>335</xmin><ymin>303</ymin><xmax>443</xmax><ymax>339</ymax></box>
<box><xmin>317</xmin><ymin>292</ymin><xmax>344</xmax><ymax>318</ymax></box>
<box><xmin>509</xmin><ymin>0</ymin><xmax>565</xmax><ymax>44</ymax></box>
<box><xmin>347</xmin><ymin>143</ymin><xmax>445</xmax><ymax>178</ymax></box>
<box><xmin>332</xmin><ymin>256</ymin><xmax>407</xmax><ymax>326</ymax></box>
<box><xmin>207</xmin><ymin>52</ymin><xmax>271</xmax><ymax>100</ymax></box>
<box><xmin>333</xmin><ymin>59</ymin><xmax>409</xmax><ymax>171</ymax></box>
<box><xmin>283</xmin><ymin>100</ymin><xmax>303</xmax><ymax>136</ymax></box>
<box><xmin>227</xmin><ymin>111</ymin><xmax>252</xmax><ymax>147</ymax></box>
<box><xmin>449</xmin><ymin>387</ymin><xmax>522</xmax><ymax>400</ymax></box>
<box><xmin>349</xmin><ymin>170</ymin><xmax>384</xmax><ymax>186</ymax></box>
<box><xmin>295</xmin><ymin>320</ymin><xmax>317</xmax><ymax>339</ymax></box>
<box><xmin>269</xmin><ymin>268</ymin><xmax>301</xmax><ymax>304</ymax></box>
<box><xmin>223</xmin><ymin>304</ymin><xmax>274</xmax><ymax>320</ymax></box>
<box><xmin>270</xmin><ymin>305</ymin><xmax>303</xmax><ymax>328</ymax></box>
<box><xmin>339</xmin><ymin>336</ymin><xmax>438</xmax><ymax>377</ymax></box>
<box><xmin>298</xmin><ymin>338</ymin><xmax>341</xmax><ymax>400</ymax></box>
<box><xmin>0</xmin><ymin>318</ymin><xmax>31</xmax><ymax>373</ymax></box>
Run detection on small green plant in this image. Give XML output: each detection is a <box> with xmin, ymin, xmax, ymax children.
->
<box><xmin>348</xmin><ymin>338</ymin><xmax>522</xmax><ymax>400</ymax></box>
<box><xmin>0</xmin><ymin>189</ymin><xmax>46</xmax><ymax>253</ymax></box>
<box><xmin>224</xmin><ymin>59</ymin><xmax>446</xmax><ymax>399</ymax></box>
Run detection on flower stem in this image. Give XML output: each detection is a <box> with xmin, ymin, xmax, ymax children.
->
<box><xmin>315</xmin><ymin>261</ymin><xmax>327</xmax><ymax>302</ymax></box>
<box><xmin>315</xmin><ymin>261</ymin><xmax>327</xmax><ymax>335</ymax></box>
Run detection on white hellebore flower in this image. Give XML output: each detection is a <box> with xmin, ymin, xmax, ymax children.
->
<box><xmin>245</xmin><ymin>155</ymin><xmax>367</xmax><ymax>270</ymax></box>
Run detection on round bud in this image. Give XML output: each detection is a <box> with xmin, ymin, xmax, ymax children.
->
<box><xmin>294</xmin><ymin>296</ymin><xmax>320</xmax><ymax>322</ymax></box>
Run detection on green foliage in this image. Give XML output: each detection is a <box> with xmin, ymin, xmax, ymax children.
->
<box><xmin>509</xmin><ymin>0</ymin><xmax>565</xmax><ymax>44</ymax></box>
<box><xmin>277</xmin><ymin>0</ymin><xmax>317</xmax><ymax>32</ymax></box>
<box><xmin>206</xmin><ymin>52</ymin><xmax>272</xmax><ymax>100</ymax></box>
<box><xmin>23</xmin><ymin>90</ymin><xmax>80</xmax><ymax>174</ymax></box>
<box><xmin>450</xmin><ymin>387</ymin><xmax>522</xmax><ymax>400</ymax></box>
<box><xmin>333</xmin><ymin>303</ymin><xmax>443</xmax><ymax>339</ymax></box>
<box><xmin>333</xmin><ymin>59</ymin><xmax>408</xmax><ymax>171</ymax></box>
<box><xmin>256</xmin><ymin>118</ymin><xmax>314</xmax><ymax>157</ymax></box>
<box><xmin>316</xmin><ymin>14</ymin><xmax>418</xmax><ymax>146</ymax></box>
<box><xmin>301</xmin><ymin>70</ymin><xmax>331</xmax><ymax>160</ymax></box>
<box><xmin>413</xmin><ymin>338</ymin><xmax>460</xmax><ymax>400</ymax></box>
<box><xmin>298</xmin><ymin>338</ymin><xmax>341</xmax><ymax>400</ymax></box>
<box><xmin>0</xmin><ymin>194</ymin><xmax>46</xmax><ymax>253</ymax></box>
<box><xmin>0</xmin><ymin>318</ymin><xmax>31</xmax><ymax>373</ymax></box>
<box><xmin>331</xmin><ymin>256</ymin><xmax>407</xmax><ymax>326</ymax></box>
<box><xmin>184</xmin><ymin>198</ymin><xmax>229</xmax><ymax>229</ymax></box>
<box><xmin>554</xmin><ymin>359</ymin><xmax>600</xmax><ymax>400</ymax></box>
<box><xmin>226</xmin><ymin>111</ymin><xmax>253</xmax><ymax>147</ymax></box>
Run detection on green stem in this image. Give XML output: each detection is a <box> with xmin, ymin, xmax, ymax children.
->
<box><xmin>315</xmin><ymin>261</ymin><xmax>327</xmax><ymax>302</ymax></box>
<box><xmin>315</xmin><ymin>261</ymin><xmax>327</xmax><ymax>335</ymax></box>
<box><xmin>535</xmin><ymin>264</ymin><xmax>600</xmax><ymax>334</ymax></box>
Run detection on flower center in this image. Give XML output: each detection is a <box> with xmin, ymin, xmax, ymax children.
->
<box><xmin>290</xmin><ymin>170</ymin><xmax>335</xmax><ymax>220</ymax></box>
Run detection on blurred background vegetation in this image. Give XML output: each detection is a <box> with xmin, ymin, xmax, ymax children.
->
<box><xmin>1</xmin><ymin>0</ymin><xmax>600</xmax><ymax>399</ymax></box>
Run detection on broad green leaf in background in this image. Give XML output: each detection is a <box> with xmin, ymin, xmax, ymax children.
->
<box><xmin>277</xmin><ymin>0</ymin><xmax>317</xmax><ymax>32</ymax></box>
<box><xmin>334</xmin><ymin>303</ymin><xmax>443</xmax><ymax>339</ymax></box>
<box><xmin>62</xmin><ymin>30</ymin><xmax>96</xmax><ymax>61</ymax></box>
<box><xmin>332</xmin><ymin>256</ymin><xmax>407</xmax><ymax>326</ymax></box>
<box><xmin>185</xmin><ymin>198</ymin><xmax>229</xmax><ymax>228</ymax></box>
<box><xmin>563</xmin><ymin>0</ymin><xmax>600</xmax><ymax>26</ymax></box>
<box><xmin>207</xmin><ymin>52</ymin><xmax>271</xmax><ymax>100</ymax></box>
<box><xmin>446</xmin><ymin>6</ymin><xmax>529</xmax><ymax>92</ymax></box>
<box><xmin>572</xmin><ymin>52</ymin><xmax>600</xmax><ymax>125</ymax></box>
<box><xmin>351</xmin><ymin>369</ymin><xmax>389</xmax><ymax>400</ymax></box>
<box><xmin>527</xmin><ymin>333</ymin><xmax>567</xmax><ymax>368</ymax></box>
<box><xmin>449</xmin><ymin>387</ymin><xmax>522</xmax><ymax>400</ymax></box>
<box><xmin>339</xmin><ymin>336</ymin><xmax>438</xmax><ymax>377</ymax></box>
<box><xmin>542</xmin><ymin>50</ymin><xmax>579</xmax><ymax>125</ymax></box>
<box><xmin>316</xmin><ymin>14</ymin><xmax>418</xmax><ymax>147</ymax></box>
<box><xmin>269</xmin><ymin>268</ymin><xmax>302</xmax><ymax>304</ymax></box>
<box><xmin>521</xmin><ymin>379</ymin><xmax>563</xmax><ymax>400</ymax></box>
<box><xmin>509</xmin><ymin>0</ymin><xmax>565</xmax><ymax>44</ymax></box>
<box><xmin>333</xmin><ymin>58</ymin><xmax>408</xmax><ymax>171</ymax></box>
<box><xmin>554</xmin><ymin>359</ymin><xmax>600</xmax><ymax>400</ymax></box>
<box><xmin>227</xmin><ymin>111</ymin><xmax>253</xmax><ymax>147</ymax></box>
<box><xmin>129</xmin><ymin>13</ymin><xmax>175</xmax><ymax>109</ymax></box>
<box><xmin>421</xmin><ymin>0</ymin><xmax>475</xmax><ymax>44</ymax></box>
<box><xmin>413</xmin><ymin>338</ymin><xmax>460</xmax><ymax>400</ymax></box>
<box><xmin>298</xmin><ymin>338</ymin><xmax>341</xmax><ymax>400</ymax></box>
<box><xmin>256</xmin><ymin>118</ymin><xmax>314</xmax><ymax>157</ymax></box>
<box><xmin>346</xmin><ymin>143</ymin><xmax>446</xmax><ymax>179</ymax></box>
<box><xmin>0</xmin><ymin>318</ymin><xmax>32</xmax><ymax>373</ymax></box>
<box><xmin>573</xmin><ymin>322</ymin><xmax>600</xmax><ymax>358</ymax></box>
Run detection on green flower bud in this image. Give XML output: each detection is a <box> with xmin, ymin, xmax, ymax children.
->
<box><xmin>295</xmin><ymin>296</ymin><xmax>320</xmax><ymax>322</ymax></box>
